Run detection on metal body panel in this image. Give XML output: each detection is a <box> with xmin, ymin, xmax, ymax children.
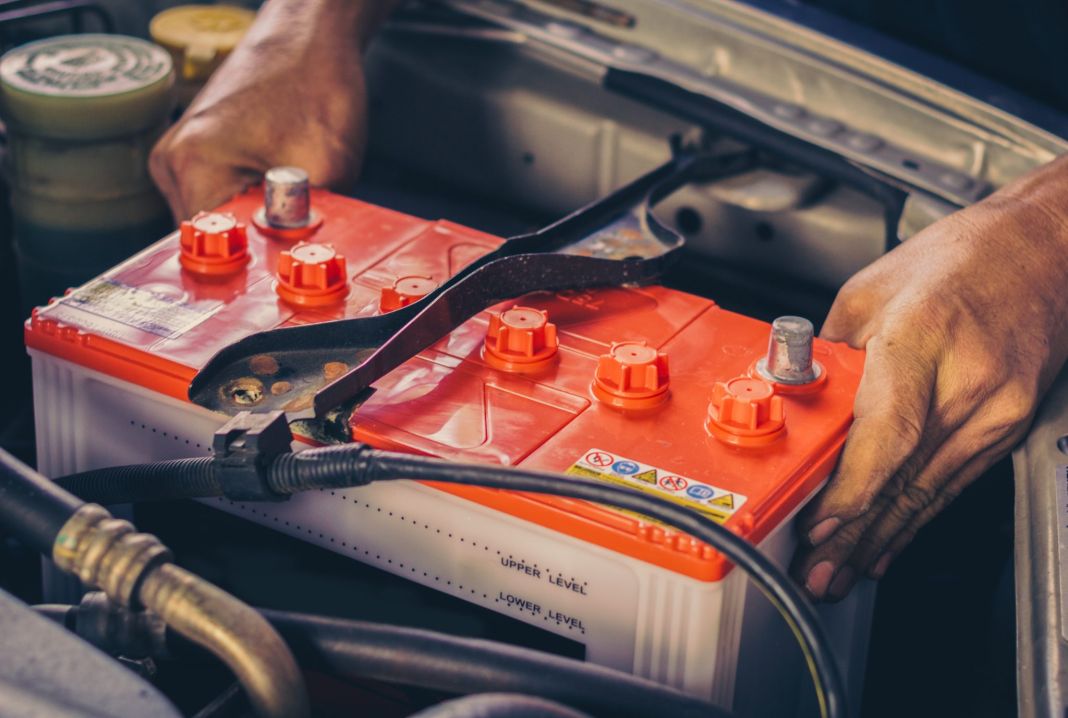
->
<box><xmin>1014</xmin><ymin>368</ymin><xmax>1068</xmax><ymax>718</ymax></box>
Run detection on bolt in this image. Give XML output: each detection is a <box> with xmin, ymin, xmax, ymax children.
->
<box><xmin>938</xmin><ymin>171</ymin><xmax>973</xmax><ymax>191</ymax></box>
<box><xmin>612</xmin><ymin>44</ymin><xmax>657</xmax><ymax>63</ymax></box>
<box><xmin>264</xmin><ymin>166</ymin><xmax>311</xmax><ymax>228</ymax></box>
<box><xmin>846</xmin><ymin>133</ymin><xmax>883</xmax><ymax>152</ymax></box>
<box><xmin>756</xmin><ymin>316</ymin><xmax>821</xmax><ymax>385</ymax></box>
<box><xmin>805</xmin><ymin>118</ymin><xmax>843</xmax><ymax>137</ymax></box>
<box><xmin>546</xmin><ymin>20</ymin><xmax>585</xmax><ymax>38</ymax></box>
<box><xmin>772</xmin><ymin>103</ymin><xmax>805</xmax><ymax>120</ymax></box>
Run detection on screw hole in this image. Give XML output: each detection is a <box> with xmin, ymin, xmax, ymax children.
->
<box><xmin>754</xmin><ymin>222</ymin><xmax>775</xmax><ymax>242</ymax></box>
<box><xmin>1057</xmin><ymin>436</ymin><xmax>1068</xmax><ymax>455</ymax></box>
<box><xmin>674</xmin><ymin>207</ymin><xmax>702</xmax><ymax>235</ymax></box>
<box><xmin>902</xmin><ymin>158</ymin><xmax>920</xmax><ymax>171</ymax></box>
<box><xmin>223</xmin><ymin>377</ymin><xmax>264</xmax><ymax>406</ymax></box>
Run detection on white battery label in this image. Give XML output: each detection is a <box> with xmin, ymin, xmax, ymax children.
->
<box><xmin>565</xmin><ymin>448</ymin><xmax>746</xmax><ymax>523</ymax></box>
<box><xmin>47</xmin><ymin>279</ymin><xmax>219</xmax><ymax>339</ymax></box>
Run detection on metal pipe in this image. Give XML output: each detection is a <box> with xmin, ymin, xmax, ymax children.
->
<box><xmin>50</xmin><ymin>503</ymin><xmax>309</xmax><ymax>718</ymax></box>
<box><xmin>140</xmin><ymin>564</ymin><xmax>307</xmax><ymax>718</ymax></box>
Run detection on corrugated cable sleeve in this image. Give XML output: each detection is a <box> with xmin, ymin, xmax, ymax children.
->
<box><xmin>54</xmin><ymin>457</ymin><xmax>219</xmax><ymax>504</ymax></box>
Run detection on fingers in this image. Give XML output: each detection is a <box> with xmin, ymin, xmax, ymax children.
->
<box><xmin>797</xmin><ymin>335</ymin><xmax>937</xmax><ymax>545</ymax></box>
<box><xmin>176</xmin><ymin>161</ymin><xmax>259</xmax><ymax>219</ymax></box>
<box><xmin>819</xmin><ymin>270</ymin><xmax>887</xmax><ymax>346</ymax></box>
<box><xmin>149</xmin><ymin>135</ymin><xmax>186</xmax><ymax>221</ymax></box>
<box><xmin>150</xmin><ymin>132</ymin><xmax>260</xmax><ymax>222</ymax></box>
<box><xmin>870</xmin><ymin>432</ymin><xmax>1023</xmax><ymax>573</ymax></box>
<box><xmin>789</xmin><ymin>489</ymin><xmax>892</xmax><ymax>599</ymax></box>
<box><xmin>817</xmin><ymin>401</ymin><xmax>1030</xmax><ymax>601</ymax></box>
<box><xmin>818</xmin><ymin>436</ymin><xmax>990</xmax><ymax>601</ymax></box>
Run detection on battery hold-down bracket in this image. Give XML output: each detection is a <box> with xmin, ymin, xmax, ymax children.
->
<box><xmin>189</xmin><ymin>146</ymin><xmax>756</xmax><ymax>422</ymax></box>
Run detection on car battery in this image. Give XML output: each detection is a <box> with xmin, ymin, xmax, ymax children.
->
<box><xmin>26</xmin><ymin>181</ymin><xmax>874</xmax><ymax>716</ymax></box>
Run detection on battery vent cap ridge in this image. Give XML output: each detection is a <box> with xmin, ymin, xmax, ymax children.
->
<box><xmin>179</xmin><ymin>211</ymin><xmax>249</xmax><ymax>276</ymax></box>
<box><xmin>483</xmin><ymin>306</ymin><xmax>559</xmax><ymax>373</ymax></box>
<box><xmin>275</xmin><ymin>242</ymin><xmax>349</xmax><ymax>306</ymax></box>
<box><xmin>707</xmin><ymin>376</ymin><xmax>786</xmax><ymax>446</ymax></box>
<box><xmin>591</xmin><ymin>340</ymin><xmax>670</xmax><ymax>409</ymax></box>
<box><xmin>380</xmin><ymin>275</ymin><xmax>438</xmax><ymax>313</ymax></box>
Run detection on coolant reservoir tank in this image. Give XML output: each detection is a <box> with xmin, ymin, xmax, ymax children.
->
<box><xmin>0</xmin><ymin>34</ymin><xmax>176</xmax><ymax>312</ymax></box>
<box><xmin>150</xmin><ymin>5</ymin><xmax>256</xmax><ymax>107</ymax></box>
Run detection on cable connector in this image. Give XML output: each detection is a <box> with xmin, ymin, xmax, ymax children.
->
<box><xmin>213</xmin><ymin>411</ymin><xmax>293</xmax><ymax>501</ymax></box>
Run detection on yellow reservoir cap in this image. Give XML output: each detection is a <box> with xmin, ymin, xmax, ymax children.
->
<box><xmin>0</xmin><ymin>34</ymin><xmax>174</xmax><ymax>140</ymax></box>
<box><xmin>150</xmin><ymin>5</ymin><xmax>256</xmax><ymax>82</ymax></box>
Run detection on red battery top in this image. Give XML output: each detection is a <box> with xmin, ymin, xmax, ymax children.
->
<box><xmin>25</xmin><ymin>187</ymin><xmax>863</xmax><ymax>581</ymax></box>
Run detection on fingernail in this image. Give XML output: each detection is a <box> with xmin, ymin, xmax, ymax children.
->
<box><xmin>870</xmin><ymin>552</ymin><xmax>894</xmax><ymax>579</ymax></box>
<box><xmin>805</xmin><ymin>561</ymin><xmax>836</xmax><ymax>599</ymax></box>
<box><xmin>827</xmin><ymin>566</ymin><xmax>856</xmax><ymax>601</ymax></box>
<box><xmin>807</xmin><ymin>517</ymin><xmax>840</xmax><ymax>546</ymax></box>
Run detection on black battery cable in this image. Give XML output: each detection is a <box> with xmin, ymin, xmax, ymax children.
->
<box><xmin>53</xmin><ymin>411</ymin><xmax>848</xmax><ymax>718</ymax></box>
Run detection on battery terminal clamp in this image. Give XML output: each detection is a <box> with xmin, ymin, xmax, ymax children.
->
<box><xmin>212</xmin><ymin>411</ymin><xmax>295</xmax><ymax>501</ymax></box>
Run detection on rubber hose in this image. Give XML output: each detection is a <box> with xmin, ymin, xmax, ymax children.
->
<box><xmin>54</xmin><ymin>457</ymin><xmax>219</xmax><ymax>505</ymax></box>
<box><xmin>259</xmin><ymin>610</ymin><xmax>722</xmax><ymax>718</ymax></box>
<box><xmin>408</xmin><ymin>694</ymin><xmax>593</xmax><ymax>718</ymax></box>
<box><xmin>0</xmin><ymin>447</ymin><xmax>84</xmax><ymax>554</ymax></box>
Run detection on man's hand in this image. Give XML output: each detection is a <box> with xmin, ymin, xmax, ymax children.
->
<box><xmin>150</xmin><ymin>0</ymin><xmax>394</xmax><ymax>221</ymax></box>
<box><xmin>791</xmin><ymin>156</ymin><xmax>1068</xmax><ymax>601</ymax></box>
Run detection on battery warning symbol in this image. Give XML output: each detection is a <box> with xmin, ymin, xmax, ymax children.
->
<box><xmin>568</xmin><ymin>447</ymin><xmax>748</xmax><ymax>523</ymax></box>
<box><xmin>710</xmin><ymin>493</ymin><xmax>736</xmax><ymax>509</ymax></box>
<box><xmin>686</xmin><ymin>485</ymin><xmax>715</xmax><ymax>501</ymax></box>
<box><xmin>659</xmin><ymin>475</ymin><xmax>688</xmax><ymax>492</ymax></box>
<box><xmin>585</xmin><ymin>451</ymin><xmax>614</xmax><ymax>467</ymax></box>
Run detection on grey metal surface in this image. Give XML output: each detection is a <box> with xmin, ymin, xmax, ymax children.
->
<box><xmin>0</xmin><ymin>588</ymin><xmax>181</xmax><ymax>718</ymax></box>
<box><xmin>365</xmin><ymin>32</ymin><xmax>888</xmax><ymax>290</ymax></box>
<box><xmin>369</xmin><ymin>0</ymin><xmax>1068</xmax><ymax>292</ymax></box>
<box><xmin>443</xmin><ymin>0</ymin><xmax>987</xmax><ymax>206</ymax></box>
<box><xmin>440</xmin><ymin>0</ymin><xmax>1067</xmax><ymax>192</ymax></box>
<box><xmin>1014</xmin><ymin>368</ymin><xmax>1068</xmax><ymax>718</ymax></box>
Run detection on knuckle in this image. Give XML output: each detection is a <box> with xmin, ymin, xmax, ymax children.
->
<box><xmin>992</xmin><ymin>381</ymin><xmax>1038</xmax><ymax>430</ymax></box>
<box><xmin>832</xmin><ymin>279</ymin><xmax>868</xmax><ymax>319</ymax></box>
<box><xmin>897</xmin><ymin>482</ymin><xmax>938</xmax><ymax>514</ymax></box>
<box><xmin>884</xmin><ymin>403</ymin><xmax>925</xmax><ymax>451</ymax></box>
<box><xmin>961</xmin><ymin>358</ymin><xmax>1002</xmax><ymax>394</ymax></box>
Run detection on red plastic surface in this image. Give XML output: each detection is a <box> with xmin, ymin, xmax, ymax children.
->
<box><xmin>25</xmin><ymin>185</ymin><xmax>864</xmax><ymax>582</ymax></box>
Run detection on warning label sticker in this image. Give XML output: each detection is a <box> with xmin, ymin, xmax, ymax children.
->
<box><xmin>49</xmin><ymin>279</ymin><xmax>218</xmax><ymax>339</ymax></box>
<box><xmin>566</xmin><ymin>448</ymin><xmax>746</xmax><ymax>523</ymax></box>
